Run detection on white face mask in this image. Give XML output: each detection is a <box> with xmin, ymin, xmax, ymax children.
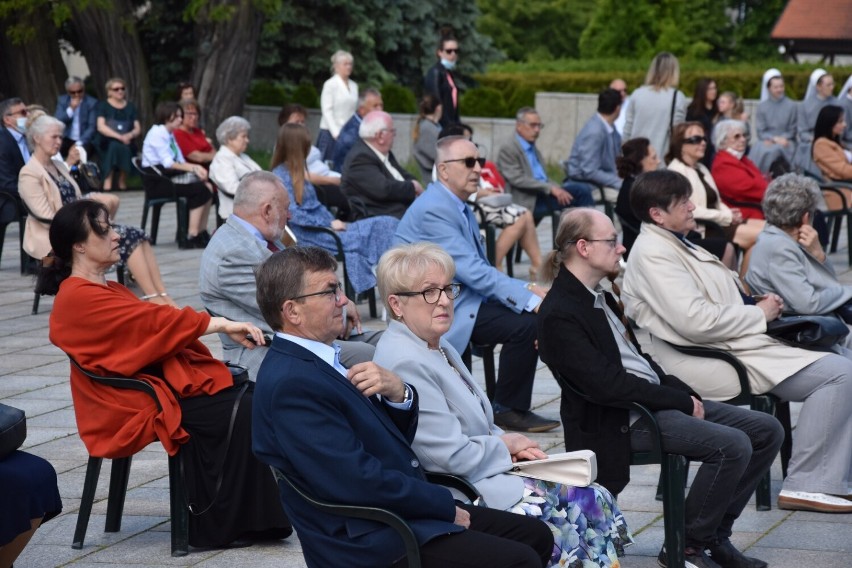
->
<box><xmin>440</xmin><ymin>59</ymin><xmax>456</xmax><ymax>71</ymax></box>
<box><xmin>15</xmin><ymin>117</ymin><xmax>27</xmax><ymax>133</ymax></box>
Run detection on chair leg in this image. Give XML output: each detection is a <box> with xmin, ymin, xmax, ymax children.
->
<box><xmin>776</xmin><ymin>401</ymin><xmax>792</xmax><ymax>478</ymax></box>
<box><xmin>105</xmin><ymin>456</ymin><xmax>132</xmax><ymax>532</ymax></box>
<box><xmin>32</xmin><ymin>292</ymin><xmax>40</xmax><ymax>315</ymax></box>
<box><xmin>73</xmin><ymin>456</ymin><xmax>104</xmax><ymax>549</ymax></box>
<box><xmin>461</xmin><ymin>344</ymin><xmax>472</xmax><ymax>373</ymax></box>
<box><xmin>661</xmin><ymin>454</ymin><xmax>687</xmax><ymax>568</ymax></box>
<box><xmin>367</xmin><ymin>288</ymin><xmax>377</xmax><ymax>319</ymax></box>
<box><xmin>750</xmin><ymin>395</ymin><xmax>775</xmax><ymax>510</ymax></box>
<box><xmin>117</xmin><ymin>266</ymin><xmax>126</xmax><ymax>286</ymax></box>
<box><xmin>141</xmin><ymin>199</ymin><xmax>150</xmax><ymax>233</ymax></box>
<box><xmin>168</xmin><ymin>454</ymin><xmax>189</xmax><ymax>557</ymax></box>
<box><xmin>506</xmin><ymin>244</ymin><xmax>514</xmax><ymax>278</ymax></box>
<box><xmin>481</xmin><ymin>345</ymin><xmax>497</xmax><ymax>402</ymax></box>
<box><xmin>150</xmin><ymin>204</ymin><xmax>165</xmax><ymax>245</ymax></box>
<box><xmin>175</xmin><ymin>198</ymin><xmax>189</xmax><ymax>246</ymax></box>
<box><xmin>845</xmin><ymin>213</ymin><xmax>852</xmax><ymax>266</ymax></box>
<box><xmin>829</xmin><ymin>213</ymin><xmax>842</xmax><ymax>253</ymax></box>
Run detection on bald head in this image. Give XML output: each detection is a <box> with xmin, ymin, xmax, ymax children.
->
<box><xmin>610</xmin><ymin>78</ymin><xmax>627</xmax><ymax>101</ymax></box>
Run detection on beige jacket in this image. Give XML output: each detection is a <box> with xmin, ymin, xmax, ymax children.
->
<box><xmin>667</xmin><ymin>158</ymin><xmax>733</xmax><ymax>236</ymax></box>
<box><xmin>622</xmin><ymin>223</ymin><xmax>825</xmax><ymax>397</ymax></box>
<box><xmin>19</xmin><ymin>158</ymin><xmax>82</xmax><ymax>258</ymax></box>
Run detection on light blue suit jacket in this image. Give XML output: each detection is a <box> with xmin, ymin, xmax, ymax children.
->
<box><xmin>567</xmin><ymin>113</ymin><xmax>623</xmax><ymax>190</ymax></box>
<box><xmin>745</xmin><ymin>224</ymin><xmax>852</xmax><ymax>314</ymax></box>
<box><xmin>374</xmin><ymin>321</ymin><xmax>523</xmax><ymax>510</ymax></box>
<box><xmin>394</xmin><ymin>182</ymin><xmax>533</xmax><ymax>353</ymax></box>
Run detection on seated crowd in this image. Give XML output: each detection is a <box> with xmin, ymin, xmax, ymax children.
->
<box><xmin>5</xmin><ymin>46</ymin><xmax>852</xmax><ymax>568</ymax></box>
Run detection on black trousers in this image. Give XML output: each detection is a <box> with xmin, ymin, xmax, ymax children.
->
<box><xmin>394</xmin><ymin>503</ymin><xmax>552</xmax><ymax>568</ymax></box>
<box><xmin>470</xmin><ymin>301</ymin><xmax>539</xmax><ymax>410</ymax></box>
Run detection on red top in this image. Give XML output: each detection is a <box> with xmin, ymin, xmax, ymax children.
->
<box><xmin>710</xmin><ymin>150</ymin><xmax>768</xmax><ymax>220</ymax></box>
<box><xmin>49</xmin><ymin>278</ymin><xmax>232</xmax><ymax>457</ymax></box>
<box><xmin>173</xmin><ymin>127</ymin><xmax>214</xmax><ymax>165</ymax></box>
<box><xmin>480</xmin><ymin>160</ymin><xmax>507</xmax><ymax>191</ymax></box>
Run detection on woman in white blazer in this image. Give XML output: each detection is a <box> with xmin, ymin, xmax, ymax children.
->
<box><xmin>373</xmin><ymin>243</ymin><xmax>633</xmax><ymax>568</ymax></box>
<box><xmin>622</xmin><ymin>169</ymin><xmax>852</xmax><ymax>513</ymax></box>
<box><xmin>317</xmin><ymin>50</ymin><xmax>358</xmax><ymax>161</ymax></box>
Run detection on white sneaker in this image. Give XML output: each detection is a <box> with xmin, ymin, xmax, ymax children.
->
<box><xmin>778</xmin><ymin>490</ymin><xmax>852</xmax><ymax>513</ymax></box>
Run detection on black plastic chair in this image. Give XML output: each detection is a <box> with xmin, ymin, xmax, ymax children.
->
<box><xmin>67</xmin><ymin>357</ymin><xmax>189</xmax><ymax>557</ymax></box>
<box><xmin>132</xmin><ymin>157</ymin><xmax>189</xmax><ymax>247</ymax></box>
<box><xmin>460</xmin><ymin>343</ymin><xmax>497</xmax><ymax>402</ymax></box>
<box><xmin>554</xmin><ymin>371</ymin><xmax>688</xmax><ymax>568</ymax></box>
<box><xmin>299</xmin><ymin>225</ymin><xmax>377</xmax><ymax>318</ymax></box>
<box><xmin>657</xmin><ymin>339</ymin><xmax>792</xmax><ymax>511</ymax></box>
<box><xmin>0</xmin><ymin>191</ymin><xmax>23</xmax><ymax>271</ymax></box>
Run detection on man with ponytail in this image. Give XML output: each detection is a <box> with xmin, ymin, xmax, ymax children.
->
<box><xmin>537</xmin><ymin>207</ymin><xmax>782</xmax><ymax>568</ymax></box>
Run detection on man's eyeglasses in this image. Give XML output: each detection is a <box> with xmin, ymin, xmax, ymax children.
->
<box><xmin>443</xmin><ymin>48</ymin><xmax>459</xmax><ymax>54</ymax></box>
<box><xmin>290</xmin><ymin>282</ymin><xmax>342</xmax><ymax>303</ymax></box>
<box><xmin>443</xmin><ymin>157</ymin><xmax>485</xmax><ymax>169</ymax></box>
<box><xmin>521</xmin><ymin>121</ymin><xmax>545</xmax><ymax>130</ymax></box>
<box><xmin>683</xmin><ymin>135</ymin><xmax>707</xmax><ymax>145</ymax></box>
<box><xmin>5</xmin><ymin>107</ymin><xmax>26</xmax><ymax>117</ymax></box>
<box><xmin>568</xmin><ymin>238</ymin><xmax>619</xmax><ymax>249</ymax></box>
<box><xmin>110</xmin><ymin>86</ymin><xmax>126</xmax><ymax>92</ymax></box>
<box><xmin>381</xmin><ymin>128</ymin><xmax>397</xmax><ymax>135</ymax></box>
<box><xmin>67</xmin><ymin>89</ymin><xmax>84</xmax><ymax>96</ymax></box>
<box><xmin>395</xmin><ymin>283</ymin><xmax>461</xmax><ymax>304</ymax></box>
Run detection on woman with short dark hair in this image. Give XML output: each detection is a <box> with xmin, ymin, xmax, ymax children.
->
<box><xmin>812</xmin><ymin>104</ymin><xmax>852</xmax><ymax>181</ymax></box>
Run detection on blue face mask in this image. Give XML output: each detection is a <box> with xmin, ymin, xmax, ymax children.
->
<box><xmin>15</xmin><ymin>117</ymin><xmax>27</xmax><ymax>133</ymax></box>
<box><xmin>440</xmin><ymin>59</ymin><xmax>456</xmax><ymax>71</ymax></box>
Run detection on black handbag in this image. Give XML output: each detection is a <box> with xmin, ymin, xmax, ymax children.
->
<box><xmin>0</xmin><ymin>402</ymin><xmax>27</xmax><ymax>460</ymax></box>
<box><xmin>835</xmin><ymin>300</ymin><xmax>852</xmax><ymax>324</ymax></box>
<box><xmin>766</xmin><ymin>314</ymin><xmax>849</xmax><ymax>350</ymax></box>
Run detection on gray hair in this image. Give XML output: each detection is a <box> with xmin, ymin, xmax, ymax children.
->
<box><xmin>359</xmin><ymin>110</ymin><xmax>391</xmax><ymax>139</ymax></box>
<box><xmin>27</xmin><ymin>115</ymin><xmax>64</xmax><ymax>148</ymax></box>
<box><xmin>376</xmin><ymin>243</ymin><xmax>455</xmax><ymax>316</ymax></box>
<box><xmin>0</xmin><ymin>97</ymin><xmax>23</xmax><ymax>118</ymax></box>
<box><xmin>435</xmin><ymin>135</ymin><xmax>469</xmax><ymax>163</ymax></box>
<box><xmin>713</xmin><ymin>119</ymin><xmax>746</xmax><ymax>150</ymax></box>
<box><xmin>233</xmin><ymin>171</ymin><xmax>284</xmax><ymax>215</ymax></box>
<box><xmin>216</xmin><ymin>116</ymin><xmax>251</xmax><ymax>146</ymax></box>
<box><xmin>330</xmin><ymin>50</ymin><xmax>353</xmax><ymax>73</ymax></box>
<box><xmin>515</xmin><ymin>106</ymin><xmax>538</xmax><ymax>122</ymax></box>
<box><xmin>358</xmin><ymin>88</ymin><xmax>381</xmax><ymax>107</ymax></box>
<box><xmin>762</xmin><ymin>173</ymin><xmax>819</xmax><ymax>229</ymax></box>
<box><xmin>64</xmin><ymin>76</ymin><xmax>84</xmax><ymax>89</ymax></box>
<box><xmin>255</xmin><ymin>246</ymin><xmax>338</xmax><ymax>332</ymax></box>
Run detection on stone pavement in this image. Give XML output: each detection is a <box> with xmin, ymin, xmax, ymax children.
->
<box><xmin>3</xmin><ymin>190</ymin><xmax>850</xmax><ymax>567</ymax></box>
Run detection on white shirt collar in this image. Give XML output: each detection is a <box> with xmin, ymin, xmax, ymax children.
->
<box><xmin>276</xmin><ymin>332</ymin><xmax>345</xmax><ymax>377</ymax></box>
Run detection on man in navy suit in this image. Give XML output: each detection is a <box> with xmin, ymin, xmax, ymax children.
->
<box><xmin>395</xmin><ymin>136</ymin><xmax>560</xmax><ymax>433</ymax></box>
<box><xmin>566</xmin><ymin>88</ymin><xmax>624</xmax><ymax>204</ymax></box>
<box><xmin>0</xmin><ymin>98</ymin><xmax>28</xmax><ymax>196</ymax></box>
<box><xmin>251</xmin><ymin>246</ymin><xmax>551</xmax><ymax>568</ymax></box>
<box><xmin>54</xmin><ymin>76</ymin><xmax>98</xmax><ymax>157</ymax></box>
<box><xmin>331</xmin><ymin>88</ymin><xmax>383</xmax><ymax>172</ymax></box>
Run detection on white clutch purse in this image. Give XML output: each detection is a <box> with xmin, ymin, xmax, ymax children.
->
<box><xmin>507</xmin><ymin>450</ymin><xmax>597</xmax><ymax>487</ymax></box>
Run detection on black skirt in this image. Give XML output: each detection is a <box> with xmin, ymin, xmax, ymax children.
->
<box><xmin>178</xmin><ymin>383</ymin><xmax>291</xmax><ymax>547</ymax></box>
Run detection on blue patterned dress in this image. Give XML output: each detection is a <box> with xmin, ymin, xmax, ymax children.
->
<box><xmin>273</xmin><ymin>165</ymin><xmax>398</xmax><ymax>294</ymax></box>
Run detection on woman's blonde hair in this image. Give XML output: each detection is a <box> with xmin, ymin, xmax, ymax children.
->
<box><xmin>377</xmin><ymin>243</ymin><xmax>455</xmax><ymax>317</ymax></box>
<box><xmin>644</xmin><ymin>52</ymin><xmax>680</xmax><ymax>90</ymax></box>
<box><xmin>270</xmin><ymin>123</ymin><xmax>311</xmax><ymax>204</ymax></box>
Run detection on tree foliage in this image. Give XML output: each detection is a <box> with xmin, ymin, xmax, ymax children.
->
<box><xmin>477</xmin><ymin>0</ymin><xmax>596</xmax><ymax>62</ymax></box>
<box><xmin>255</xmin><ymin>0</ymin><xmax>499</xmax><ymax>95</ymax></box>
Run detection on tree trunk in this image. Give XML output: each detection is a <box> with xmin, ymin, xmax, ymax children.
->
<box><xmin>0</xmin><ymin>11</ymin><xmax>66</xmax><ymax>108</ymax></box>
<box><xmin>69</xmin><ymin>0</ymin><xmax>154</xmax><ymax>128</ymax></box>
<box><xmin>191</xmin><ymin>1</ymin><xmax>265</xmax><ymax>133</ymax></box>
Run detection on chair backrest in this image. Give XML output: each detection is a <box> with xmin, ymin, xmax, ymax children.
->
<box><xmin>132</xmin><ymin>157</ymin><xmax>177</xmax><ymax>197</ymax></box>
<box><xmin>269</xmin><ymin>465</ymin><xmax>421</xmax><ymax>568</ymax></box>
<box><xmin>68</xmin><ymin>356</ymin><xmax>162</xmax><ymax>410</ymax></box>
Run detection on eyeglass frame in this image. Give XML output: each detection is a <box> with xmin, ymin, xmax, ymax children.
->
<box><xmin>289</xmin><ymin>282</ymin><xmax>343</xmax><ymax>303</ymax></box>
<box><xmin>683</xmin><ymin>135</ymin><xmax>707</xmax><ymax>145</ymax></box>
<box><xmin>520</xmin><ymin>120</ymin><xmax>545</xmax><ymax>130</ymax></box>
<box><xmin>567</xmin><ymin>237</ymin><xmax>619</xmax><ymax>249</ymax></box>
<box><xmin>394</xmin><ymin>283</ymin><xmax>462</xmax><ymax>304</ymax></box>
<box><xmin>443</xmin><ymin>156</ymin><xmax>485</xmax><ymax>169</ymax></box>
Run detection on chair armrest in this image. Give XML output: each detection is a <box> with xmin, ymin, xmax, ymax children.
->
<box><xmin>425</xmin><ymin>471</ymin><xmax>484</xmax><ymax>506</ymax></box>
<box><xmin>68</xmin><ymin>356</ymin><xmax>162</xmax><ymax>411</ymax></box>
<box><xmin>270</xmin><ymin>466</ymin><xmax>420</xmax><ymax>566</ymax></box>
<box><xmin>299</xmin><ymin>225</ymin><xmax>344</xmax><ymax>257</ymax></box>
<box><xmin>657</xmin><ymin>340</ymin><xmax>751</xmax><ymax>406</ymax></box>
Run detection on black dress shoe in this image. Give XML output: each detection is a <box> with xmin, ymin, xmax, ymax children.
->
<box><xmin>493</xmin><ymin>410</ymin><xmax>560</xmax><ymax>433</ymax></box>
<box><xmin>658</xmin><ymin>545</ymin><xmax>722</xmax><ymax>568</ymax></box>
<box><xmin>706</xmin><ymin>539</ymin><xmax>767</xmax><ymax>568</ymax></box>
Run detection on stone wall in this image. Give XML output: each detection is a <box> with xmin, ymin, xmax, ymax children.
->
<box><xmin>244</xmin><ymin>92</ymin><xmax>760</xmax><ymax>170</ymax></box>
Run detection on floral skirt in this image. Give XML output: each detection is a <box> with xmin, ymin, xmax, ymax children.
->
<box><xmin>508</xmin><ymin>479</ymin><xmax>633</xmax><ymax>567</ymax></box>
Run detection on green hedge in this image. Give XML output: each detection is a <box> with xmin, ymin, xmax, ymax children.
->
<box><xmin>477</xmin><ymin>64</ymin><xmax>852</xmax><ymax>105</ymax></box>
<box><xmin>381</xmin><ymin>83</ymin><xmax>417</xmax><ymax>114</ymax></box>
<box><xmin>246</xmin><ymin>80</ymin><xmax>319</xmax><ymax>108</ymax></box>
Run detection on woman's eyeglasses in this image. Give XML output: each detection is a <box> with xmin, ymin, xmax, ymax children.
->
<box><xmin>395</xmin><ymin>283</ymin><xmax>461</xmax><ymax>304</ymax></box>
<box><xmin>443</xmin><ymin>157</ymin><xmax>485</xmax><ymax>169</ymax></box>
<box><xmin>110</xmin><ymin>86</ymin><xmax>126</xmax><ymax>92</ymax></box>
<box><xmin>683</xmin><ymin>136</ymin><xmax>707</xmax><ymax>145</ymax></box>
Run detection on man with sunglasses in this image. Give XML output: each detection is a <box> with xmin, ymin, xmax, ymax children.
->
<box><xmin>54</xmin><ymin>76</ymin><xmax>98</xmax><ymax>158</ymax></box>
<box><xmin>395</xmin><ymin>135</ymin><xmax>560</xmax><ymax>433</ymax></box>
<box><xmin>424</xmin><ymin>34</ymin><xmax>461</xmax><ymax>128</ymax></box>
<box><xmin>0</xmin><ymin>97</ymin><xmax>28</xmax><ymax>198</ymax></box>
<box><xmin>252</xmin><ymin>245</ymin><xmax>553</xmax><ymax>567</ymax></box>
